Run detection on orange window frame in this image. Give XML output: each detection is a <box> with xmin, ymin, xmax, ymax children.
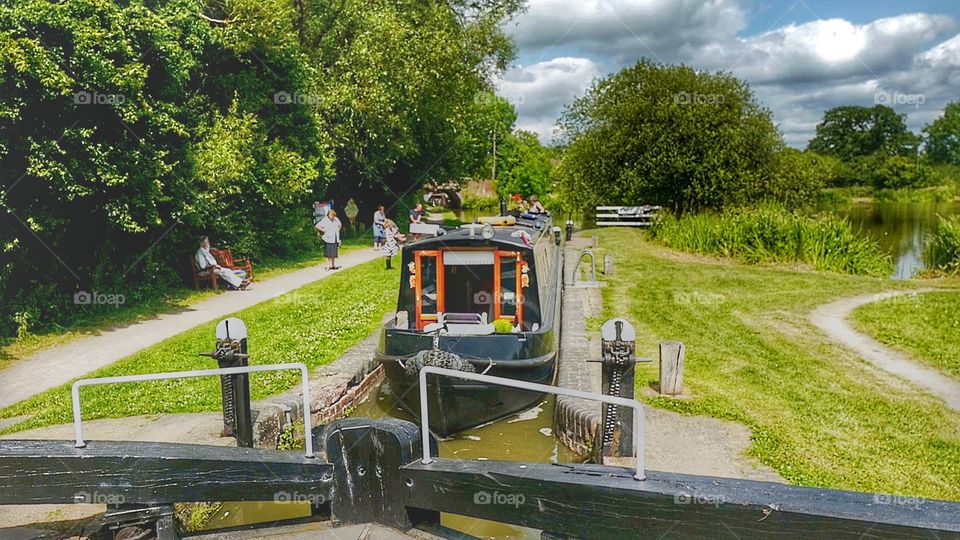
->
<box><xmin>413</xmin><ymin>248</ymin><xmax>524</xmax><ymax>330</ymax></box>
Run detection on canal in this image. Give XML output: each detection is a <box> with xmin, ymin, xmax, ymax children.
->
<box><xmin>822</xmin><ymin>201</ymin><xmax>960</xmax><ymax>279</ymax></box>
<box><xmin>201</xmin><ymin>382</ymin><xmax>584</xmax><ymax>539</ymax></box>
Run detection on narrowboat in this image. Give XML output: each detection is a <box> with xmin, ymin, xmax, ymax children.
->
<box><xmin>375</xmin><ymin>213</ymin><xmax>563</xmax><ymax>437</ymax></box>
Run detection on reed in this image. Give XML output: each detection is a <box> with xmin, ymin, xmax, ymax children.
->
<box><xmin>924</xmin><ymin>215</ymin><xmax>960</xmax><ymax>274</ymax></box>
<box><xmin>648</xmin><ymin>206</ymin><xmax>892</xmax><ymax>276</ymax></box>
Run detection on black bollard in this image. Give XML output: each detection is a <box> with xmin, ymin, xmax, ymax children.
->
<box><xmin>500</xmin><ymin>197</ymin><xmax>508</xmax><ymax>216</ymax></box>
<box><xmin>565</xmin><ymin>219</ymin><xmax>574</xmax><ymax>241</ymax></box>
<box><xmin>590</xmin><ymin>318</ymin><xmax>647</xmax><ymax>460</ymax></box>
<box><xmin>202</xmin><ymin>318</ymin><xmax>254</xmax><ymax>448</ymax></box>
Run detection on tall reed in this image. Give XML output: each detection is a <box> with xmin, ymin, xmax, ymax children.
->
<box><xmin>924</xmin><ymin>216</ymin><xmax>960</xmax><ymax>274</ymax></box>
<box><xmin>648</xmin><ymin>206</ymin><xmax>892</xmax><ymax>276</ymax></box>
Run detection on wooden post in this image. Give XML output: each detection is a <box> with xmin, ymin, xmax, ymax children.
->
<box><xmin>325</xmin><ymin>417</ymin><xmax>439</xmax><ymax>530</ymax></box>
<box><xmin>603</xmin><ymin>254</ymin><xmax>614</xmax><ymax>276</ymax></box>
<box><xmin>659</xmin><ymin>341</ymin><xmax>685</xmax><ymax>395</ymax></box>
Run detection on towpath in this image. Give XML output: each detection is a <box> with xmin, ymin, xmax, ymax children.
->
<box><xmin>810</xmin><ymin>289</ymin><xmax>960</xmax><ymax>413</ymax></box>
<box><xmin>0</xmin><ymin>248</ymin><xmax>380</xmax><ymax>409</ymax></box>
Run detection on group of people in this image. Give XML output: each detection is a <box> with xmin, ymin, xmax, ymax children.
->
<box><xmin>315</xmin><ymin>204</ymin><xmax>408</xmax><ymax>271</ymax></box>
<box><xmin>199</xmin><ymin>195</ymin><xmax>545</xmax><ymax>288</ymax></box>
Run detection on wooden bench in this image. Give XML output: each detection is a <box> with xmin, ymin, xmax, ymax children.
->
<box><xmin>191</xmin><ymin>256</ymin><xmax>219</xmax><ymax>290</ymax></box>
<box><xmin>212</xmin><ymin>248</ymin><xmax>254</xmax><ymax>281</ymax></box>
<box><xmin>190</xmin><ymin>248</ymin><xmax>254</xmax><ymax>291</ymax></box>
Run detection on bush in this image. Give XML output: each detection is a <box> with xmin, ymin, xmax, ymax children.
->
<box><xmin>924</xmin><ymin>216</ymin><xmax>960</xmax><ymax>274</ymax></box>
<box><xmin>648</xmin><ymin>206</ymin><xmax>892</xmax><ymax>276</ymax></box>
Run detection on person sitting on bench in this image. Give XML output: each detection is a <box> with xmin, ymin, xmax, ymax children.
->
<box><xmin>195</xmin><ymin>236</ymin><xmax>251</xmax><ymax>290</ymax></box>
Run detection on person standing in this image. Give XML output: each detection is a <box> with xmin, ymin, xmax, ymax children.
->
<box><xmin>195</xmin><ymin>236</ymin><xmax>250</xmax><ymax>290</ymax></box>
<box><xmin>383</xmin><ymin>218</ymin><xmax>403</xmax><ymax>269</ymax></box>
<box><xmin>409</xmin><ymin>203</ymin><xmax>424</xmax><ymax>241</ymax></box>
<box><xmin>373</xmin><ymin>205</ymin><xmax>386</xmax><ymax>250</ymax></box>
<box><xmin>315</xmin><ymin>209</ymin><xmax>343</xmax><ymax>270</ymax></box>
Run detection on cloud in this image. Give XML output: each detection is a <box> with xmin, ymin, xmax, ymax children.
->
<box><xmin>497</xmin><ymin>57</ymin><xmax>603</xmax><ymax>143</ymax></box>
<box><xmin>502</xmin><ymin>3</ymin><xmax>960</xmax><ymax>147</ymax></box>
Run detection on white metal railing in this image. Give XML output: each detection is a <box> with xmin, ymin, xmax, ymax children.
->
<box><xmin>595</xmin><ymin>205</ymin><xmax>661</xmax><ymax>227</ymax></box>
<box><xmin>71</xmin><ymin>363</ymin><xmax>315</xmax><ymax>458</ymax></box>
<box><xmin>418</xmin><ymin>366</ymin><xmax>646</xmax><ymax>480</ymax></box>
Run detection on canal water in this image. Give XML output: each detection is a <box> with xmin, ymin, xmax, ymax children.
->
<box><xmin>350</xmin><ymin>382</ymin><xmax>585</xmax><ymax>539</ymax></box>
<box><xmin>200</xmin><ymin>383</ymin><xmax>584</xmax><ymax>539</ymax></box>
<box><xmin>821</xmin><ymin>201</ymin><xmax>960</xmax><ymax>279</ymax></box>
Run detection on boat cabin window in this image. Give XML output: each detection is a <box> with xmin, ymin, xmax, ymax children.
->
<box><xmin>412</xmin><ymin>249</ymin><xmax>528</xmax><ymax>331</ymax></box>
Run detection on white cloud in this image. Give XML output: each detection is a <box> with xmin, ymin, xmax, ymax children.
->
<box><xmin>503</xmin><ymin>3</ymin><xmax>960</xmax><ymax>147</ymax></box>
<box><xmin>497</xmin><ymin>57</ymin><xmax>604</xmax><ymax>143</ymax></box>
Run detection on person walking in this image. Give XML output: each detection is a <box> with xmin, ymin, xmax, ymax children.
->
<box><xmin>383</xmin><ymin>218</ymin><xmax>404</xmax><ymax>269</ymax></box>
<box><xmin>315</xmin><ymin>209</ymin><xmax>343</xmax><ymax>270</ymax></box>
<box><xmin>373</xmin><ymin>205</ymin><xmax>386</xmax><ymax>250</ymax></box>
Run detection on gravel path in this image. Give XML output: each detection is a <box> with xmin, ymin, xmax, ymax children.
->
<box><xmin>0</xmin><ymin>248</ymin><xmax>381</xmax><ymax>409</ymax></box>
<box><xmin>810</xmin><ymin>289</ymin><xmax>960</xmax><ymax>413</ymax></box>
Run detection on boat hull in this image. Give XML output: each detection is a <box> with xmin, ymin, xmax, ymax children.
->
<box><xmin>378</xmin><ymin>351</ymin><xmax>556</xmax><ymax>437</ymax></box>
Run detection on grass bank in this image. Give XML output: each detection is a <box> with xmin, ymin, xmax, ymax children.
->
<box><xmin>649</xmin><ymin>206</ymin><xmax>892</xmax><ymax>276</ymax></box>
<box><xmin>0</xmin><ymin>238</ymin><xmax>371</xmax><ymax>367</ymax></box>
<box><xmin>592</xmin><ymin>228</ymin><xmax>960</xmax><ymax>500</ymax></box>
<box><xmin>852</xmin><ymin>291</ymin><xmax>960</xmax><ymax>379</ymax></box>
<box><xmin>0</xmin><ymin>258</ymin><xmax>397</xmax><ymax>433</ymax></box>
<box><xmin>821</xmin><ymin>186</ymin><xmax>960</xmax><ymax>205</ymax></box>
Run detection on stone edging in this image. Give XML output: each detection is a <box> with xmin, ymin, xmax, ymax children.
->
<box><xmin>553</xmin><ymin>238</ymin><xmax>604</xmax><ymax>459</ymax></box>
<box><xmin>248</xmin><ymin>324</ymin><xmax>389</xmax><ymax>449</ymax></box>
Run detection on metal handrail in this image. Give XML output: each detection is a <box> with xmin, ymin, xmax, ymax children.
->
<box><xmin>71</xmin><ymin>363</ymin><xmax>315</xmax><ymax>458</ymax></box>
<box><xmin>418</xmin><ymin>366</ymin><xmax>646</xmax><ymax>480</ymax></box>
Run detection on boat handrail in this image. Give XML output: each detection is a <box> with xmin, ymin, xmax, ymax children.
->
<box><xmin>418</xmin><ymin>366</ymin><xmax>645</xmax><ymax>480</ymax></box>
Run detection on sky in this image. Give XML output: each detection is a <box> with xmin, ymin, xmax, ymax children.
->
<box><xmin>496</xmin><ymin>0</ymin><xmax>960</xmax><ymax>148</ymax></box>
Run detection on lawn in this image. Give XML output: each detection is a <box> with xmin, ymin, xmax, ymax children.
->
<box><xmin>0</xmin><ymin>238</ymin><xmax>372</xmax><ymax>367</ymax></box>
<box><xmin>0</xmin><ymin>258</ymin><xmax>398</xmax><ymax>433</ymax></box>
<box><xmin>851</xmin><ymin>291</ymin><xmax>960</xmax><ymax>379</ymax></box>
<box><xmin>591</xmin><ymin>228</ymin><xmax>960</xmax><ymax>501</ymax></box>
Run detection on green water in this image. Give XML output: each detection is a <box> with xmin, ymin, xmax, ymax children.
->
<box><xmin>822</xmin><ymin>201</ymin><xmax>960</xmax><ymax>279</ymax></box>
<box><xmin>351</xmin><ymin>383</ymin><xmax>585</xmax><ymax>539</ymax></box>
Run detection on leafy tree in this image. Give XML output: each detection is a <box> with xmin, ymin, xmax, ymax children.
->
<box><xmin>763</xmin><ymin>149</ymin><xmax>833</xmax><ymax>208</ymax></box>
<box><xmin>924</xmin><ymin>100</ymin><xmax>960</xmax><ymax>166</ymax></box>
<box><xmin>807</xmin><ymin>105</ymin><xmax>920</xmax><ymax>160</ymax></box>
<box><xmin>495</xmin><ymin>131</ymin><xmax>555</xmax><ymax>198</ymax></box>
<box><xmin>869</xmin><ymin>155</ymin><xmax>929</xmax><ymax>190</ymax></box>
<box><xmin>556</xmin><ymin>59</ymin><xmax>784</xmax><ymax>214</ymax></box>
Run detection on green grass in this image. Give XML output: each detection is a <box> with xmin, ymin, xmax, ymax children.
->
<box><xmin>924</xmin><ymin>215</ymin><xmax>960</xmax><ymax>274</ymax></box>
<box><xmin>0</xmin><ymin>238</ymin><xmax>370</xmax><ymax>367</ymax></box>
<box><xmin>851</xmin><ymin>291</ymin><xmax>960</xmax><ymax>379</ymax></box>
<box><xmin>592</xmin><ymin>228</ymin><xmax>960</xmax><ymax>501</ymax></box>
<box><xmin>649</xmin><ymin>205</ymin><xmax>892</xmax><ymax>276</ymax></box>
<box><xmin>0</xmin><ymin>259</ymin><xmax>397</xmax><ymax>433</ymax></box>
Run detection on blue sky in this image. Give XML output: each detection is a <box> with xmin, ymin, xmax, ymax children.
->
<box><xmin>499</xmin><ymin>0</ymin><xmax>960</xmax><ymax>147</ymax></box>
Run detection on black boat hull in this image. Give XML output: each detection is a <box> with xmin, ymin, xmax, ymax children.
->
<box><xmin>378</xmin><ymin>352</ymin><xmax>556</xmax><ymax>437</ymax></box>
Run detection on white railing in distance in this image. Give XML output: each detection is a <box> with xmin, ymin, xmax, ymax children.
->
<box><xmin>417</xmin><ymin>366</ymin><xmax>646</xmax><ymax>480</ymax></box>
<box><xmin>71</xmin><ymin>363</ymin><xmax>315</xmax><ymax>458</ymax></box>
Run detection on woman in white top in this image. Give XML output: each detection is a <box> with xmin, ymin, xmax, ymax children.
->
<box><xmin>373</xmin><ymin>205</ymin><xmax>386</xmax><ymax>250</ymax></box>
<box><xmin>315</xmin><ymin>210</ymin><xmax>343</xmax><ymax>270</ymax></box>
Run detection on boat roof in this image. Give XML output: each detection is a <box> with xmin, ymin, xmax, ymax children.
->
<box><xmin>407</xmin><ymin>214</ymin><xmax>553</xmax><ymax>251</ymax></box>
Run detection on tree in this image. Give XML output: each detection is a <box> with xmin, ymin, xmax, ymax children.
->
<box><xmin>495</xmin><ymin>131</ymin><xmax>555</xmax><ymax>198</ymax></box>
<box><xmin>807</xmin><ymin>105</ymin><xmax>920</xmax><ymax>160</ymax></box>
<box><xmin>924</xmin><ymin>101</ymin><xmax>960</xmax><ymax>165</ymax></box>
<box><xmin>555</xmin><ymin>59</ymin><xmax>784</xmax><ymax>214</ymax></box>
